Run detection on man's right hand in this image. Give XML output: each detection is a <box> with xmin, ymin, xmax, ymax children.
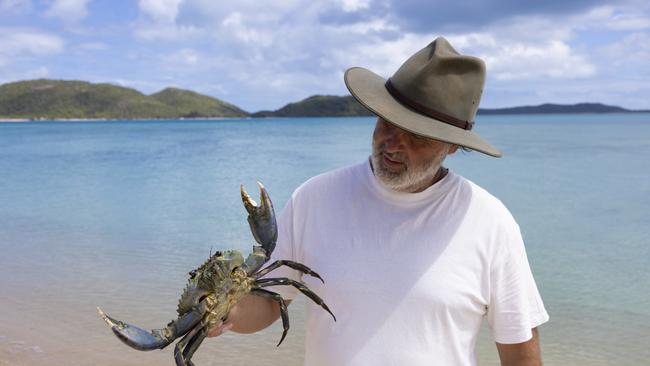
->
<box><xmin>205</xmin><ymin>294</ymin><xmax>287</xmax><ymax>337</ymax></box>
<box><xmin>207</xmin><ymin>319</ymin><xmax>234</xmax><ymax>338</ymax></box>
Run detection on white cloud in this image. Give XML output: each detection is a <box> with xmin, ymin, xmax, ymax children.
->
<box><xmin>78</xmin><ymin>42</ymin><xmax>107</xmax><ymax>50</ymax></box>
<box><xmin>0</xmin><ymin>0</ymin><xmax>32</xmax><ymax>15</ymax></box>
<box><xmin>607</xmin><ymin>13</ymin><xmax>650</xmax><ymax>31</ymax></box>
<box><xmin>455</xmin><ymin>35</ymin><xmax>596</xmax><ymax>80</ymax></box>
<box><xmin>139</xmin><ymin>0</ymin><xmax>183</xmax><ymax>22</ymax></box>
<box><xmin>601</xmin><ymin>32</ymin><xmax>650</xmax><ymax>70</ymax></box>
<box><xmin>22</xmin><ymin>66</ymin><xmax>49</xmax><ymax>79</ymax></box>
<box><xmin>221</xmin><ymin>12</ymin><xmax>273</xmax><ymax>47</ymax></box>
<box><xmin>339</xmin><ymin>0</ymin><xmax>370</xmax><ymax>12</ymax></box>
<box><xmin>0</xmin><ymin>29</ymin><xmax>64</xmax><ymax>67</ymax></box>
<box><xmin>330</xmin><ymin>18</ymin><xmax>398</xmax><ymax>35</ymax></box>
<box><xmin>44</xmin><ymin>0</ymin><xmax>91</xmax><ymax>23</ymax></box>
<box><xmin>122</xmin><ymin>0</ymin><xmax>650</xmax><ymax>110</ymax></box>
<box><xmin>330</xmin><ymin>33</ymin><xmax>433</xmax><ymax>77</ymax></box>
<box><xmin>163</xmin><ymin>48</ymin><xmax>201</xmax><ymax>66</ymax></box>
<box><xmin>0</xmin><ymin>66</ymin><xmax>49</xmax><ymax>85</ymax></box>
<box><xmin>135</xmin><ymin>23</ymin><xmax>200</xmax><ymax>41</ymax></box>
<box><xmin>576</xmin><ymin>5</ymin><xmax>650</xmax><ymax>31</ymax></box>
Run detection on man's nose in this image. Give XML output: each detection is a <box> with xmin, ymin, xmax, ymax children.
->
<box><xmin>384</xmin><ymin>125</ymin><xmax>408</xmax><ymax>151</ymax></box>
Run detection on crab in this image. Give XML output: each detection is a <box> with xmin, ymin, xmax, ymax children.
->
<box><xmin>97</xmin><ymin>183</ymin><xmax>335</xmax><ymax>366</ymax></box>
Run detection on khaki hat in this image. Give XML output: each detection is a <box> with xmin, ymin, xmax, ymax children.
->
<box><xmin>344</xmin><ymin>37</ymin><xmax>501</xmax><ymax>157</ymax></box>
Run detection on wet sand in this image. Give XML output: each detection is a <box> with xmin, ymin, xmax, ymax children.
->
<box><xmin>0</xmin><ymin>294</ymin><xmax>308</xmax><ymax>366</ymax></box>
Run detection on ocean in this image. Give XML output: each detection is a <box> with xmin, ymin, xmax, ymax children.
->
<box><xmin>0</xmin><ymin>115</ymin><xmax>648</xmax><ymax>365</ymax></box>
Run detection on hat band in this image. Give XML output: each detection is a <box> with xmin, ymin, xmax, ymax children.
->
<box><xmin>385</xmin><ymin>79</ymin><xmax>474</xmax><ymax>131</ymax></box>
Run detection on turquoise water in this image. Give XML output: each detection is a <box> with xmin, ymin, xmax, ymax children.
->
<box><xmin>0</xmin><ymin>115</ymin><xmax>648</xmax><ymax>365</ymax></box>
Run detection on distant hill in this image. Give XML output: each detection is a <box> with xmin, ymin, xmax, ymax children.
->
<box><xmin>252</xmin><ymin>96</ymin><xmax>647</xmax><ymax>118</ymax></box>
<box><xmin>252</xmin><ymin>95</ymin><xmax>372</xmax><ymax>117</ymax></box>
<box><xmin>477</xmin><ymin>103</ymin><xmax>646</xmax><ymax>115</ymax></box>
<box><xmin>2</xmin><ymin>79</ymin><xmax>647</xmax><ymax>120</ymax></box>
<box><xmin>150</xmin><ymin>87</ymin><xmax>247</xmax><ymax>117</ymax></box>
<box><xmin>0</xmin><ymin>79</ymin><xmax>249</xmax><ymax>119</ymax></box>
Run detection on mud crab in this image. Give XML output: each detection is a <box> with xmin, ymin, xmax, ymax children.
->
<box><xmin>97</xmin><ymin>183</ymin><xmax>335</xmax><ymax>365</ymax></box>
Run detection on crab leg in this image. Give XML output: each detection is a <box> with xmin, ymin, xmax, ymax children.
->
<box><xmin>255</xmin><ymin>278</ymin><xmax>336</xmax><ymax>321</ymax></box>
<box><xmin>254</xmin><ymin>260</ymin><xmax>324</xmax><ymax>283</ymax></box>
<box><xmin>174</xmin><ymin>322</ymin><xmax>205</xmax><ymax>366</ymax></box>
<box><xmin>251</xmin><ymin>288</ymin><xmax>290</xmax><ymax>346</ymax></box>
<box><xmin>180</xmin><ymin>325</ymin><xmax>207</xmax><ymax>366</ymax></box>
<box><xmin>97</xmin><ymin>300</ymin><xmax>208</xmax><ymax>351</ymax></box>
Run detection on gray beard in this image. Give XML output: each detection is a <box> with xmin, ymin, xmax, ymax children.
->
<box><xmin>370</xmin><ymin>148</ymin><xmax>442</xmax><ymax>193</ymax></box>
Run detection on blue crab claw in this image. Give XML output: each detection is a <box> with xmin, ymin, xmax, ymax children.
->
<box><xmin>97</xmin><ymin>307</ymin><xmax>171</xmax><ymax>351</ymax></box>
<box><xmin>97</xmin><ymin>303</ymin><xmax>206</xmax><ymax>351</ymax></box>
<box><xmin>241</xmin><ymin>182</ymin><xmax>277</xmax><ymax>258</ymax></box>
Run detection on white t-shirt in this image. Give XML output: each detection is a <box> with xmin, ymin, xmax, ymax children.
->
<box><xmin>267</xmin><ymin>160</ymin><xmax>549</xmax><ymax>366</ymax></box>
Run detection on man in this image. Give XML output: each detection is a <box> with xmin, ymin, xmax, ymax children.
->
<box><xmin>209</xmin><ymin>37</ymin><xmax>549</xmax><ymax>365</ymax></box>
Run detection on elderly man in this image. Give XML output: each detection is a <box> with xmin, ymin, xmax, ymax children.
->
<box><xmin>209</xmin><ymin>37</ymin><xmax>549</xmax><ymax>366</ymax></box>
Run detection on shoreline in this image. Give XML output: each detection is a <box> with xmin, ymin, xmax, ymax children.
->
<box><xmin>0</xmin><ymin>116</ymin><xmax>253</xmax><ymax>123</ymax></box>
<box><xmin>2</xmin><ymin>111</ymin><xmax>650</xmax><ymax>124</ymax></box>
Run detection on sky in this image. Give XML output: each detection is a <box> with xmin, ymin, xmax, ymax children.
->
<box><xmin>1</xmin><ymin>0</ymin><xmax>649</xmax><ymax>112</ymax></box>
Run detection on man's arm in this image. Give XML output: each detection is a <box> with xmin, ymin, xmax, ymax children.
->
<box><xmin>207</xmin><ymin>294</ymin><xmax>290</xmax><ymax>337</ymax></box>
<box><xmin>496</xmin><ymin>327</ymin><xmax>542</xmax><ymax>366</ymax></box>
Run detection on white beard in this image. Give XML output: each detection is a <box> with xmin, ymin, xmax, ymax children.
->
<box><xmin>370</xmin><ymin>146</ymin><xmax>444</xmax><ymax>193</ymax></box>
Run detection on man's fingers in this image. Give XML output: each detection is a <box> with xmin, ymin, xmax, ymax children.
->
<box><xmin>207</xmin><ymin>321</ymin><xmax>233</xmax><ymax>338</ymax></box>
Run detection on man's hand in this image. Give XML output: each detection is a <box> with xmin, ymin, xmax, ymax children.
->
<box><xmin>496</xmin><ymin>328</ymin><xmax>542</xmax><ymax>366</ymax></box>
<box><xmin>207</xmin><ymin>320</ymin><xmax>234</xmax><ymax>337</ymax></box>
<box><xmin>206</xmin><ymin>294</ymin><xmax>287</xmax><ymax>338</ymax></box>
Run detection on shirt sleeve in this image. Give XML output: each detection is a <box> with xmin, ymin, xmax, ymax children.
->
<box><xmin>261</xmin><ymin>195</ymin><xmax>301</xmax><ymax>301</ymax></box>
<box><xmin>487</xmin><ymin>221</ymin><xmax>549</xmax><ymax>344</ymax></box>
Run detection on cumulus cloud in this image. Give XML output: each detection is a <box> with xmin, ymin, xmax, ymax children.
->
<box><xmin>0</xmin><ymin>29</ymin><xmax>64</xmax><ymax>67</ymax></box>
<box><xmin>135</xmin><ymin>23</ymin><xmax>199</xmax><ymax>41</ymax></box>
<box><xmin>139</xmin><ymin>0</ymin><xmax>183</xmax><ymax>22</ymax></box>
<box><xmin>2</xmin><ymin>0</ymin><xmax>648</xmax><ymax>110</ymax></box>
<box><xmin>124</xmin><ymin>0</ymin><xmax>649</xmax><ymax>110</ymax></box>
<box><xmin>338</xmin><ymin>0</ymin><xmax>371</xmax><ymax>12</ymax></box>
<box><xmin>77</xmin><ymin>42</ymin><xmax>107</xmax><ymax>50</ymax></box>
<box><xmin>601</xmin><ymin>32</ymin><xmax>650</xmax><ymax>71</ymax></box>
<box><xmin>44</xmin><ymin>0</ymin><xmax>91</xmax><ymax>23</ymax></box>
<box><xmin>162</xmin><ymin>48</ymin><xmax>201</xmax><ymax>67</ymax></box>
<box><xmin>0</xmin><ymin>0</ymin><xmax>32</xmax><ymax>15</ymax></box>
<box><xmin>450</xmin><ymin>34</ymin><xmax>596</xmax><ymax>80</ymax></box>
<box><xmin>606</xmin><ymin>12</ymin><xmax>650</xmax><ymax>30</ymax></box>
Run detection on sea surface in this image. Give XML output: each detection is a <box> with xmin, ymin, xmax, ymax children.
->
<box><xmin>0</xmin><ymin>115</ymin><xmax>648</xmax><ymax>365</ymax></box>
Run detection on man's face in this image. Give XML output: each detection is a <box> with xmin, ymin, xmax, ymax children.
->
<box><xmin>371</xmin><ymin>117</ymin><xmax>458</xmax><ymax>193</ymax></box>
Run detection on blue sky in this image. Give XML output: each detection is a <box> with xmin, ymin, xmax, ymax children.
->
<box><xmin>1</xmin><ymin>0</ymin><xmax>649</xmax><ymax>112</ymax></box>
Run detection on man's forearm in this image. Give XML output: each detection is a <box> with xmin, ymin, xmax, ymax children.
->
<box><xmin>496</xmin><ymin>328</ymin><xmax>542</xmax><ymax>366</ymax></box>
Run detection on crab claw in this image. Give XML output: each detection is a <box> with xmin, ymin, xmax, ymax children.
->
<box><xmin>97</xmin><ymin>302</ymin><xmax>207</xmax><ymax>351</ymax></box>
<box><xmin>241</xmin><ymin>182</ymin><xmax>277</xmax><ymax>258</ymax></box>
<box><xmin>97</xmin><ymin>307</ymin><xmax>171</xmax><ymax>351</ymax></box>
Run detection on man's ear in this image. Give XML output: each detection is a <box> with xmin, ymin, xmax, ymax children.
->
<box><xmin>448</xmin><ymin>145</ymin><xmax>459</xmax><ymax>155</ymax></box>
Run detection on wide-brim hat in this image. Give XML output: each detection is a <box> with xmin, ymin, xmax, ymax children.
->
<box><xmin>344</xmin><ymin>37</ymin><xmax>501</xmax><ymax>157</ymax></box>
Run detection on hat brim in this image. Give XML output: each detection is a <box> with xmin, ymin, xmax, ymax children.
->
<box><xmin>344</xmin><ymin>67</ymin><xmax>502</xmax><ymax>158</ymax></box>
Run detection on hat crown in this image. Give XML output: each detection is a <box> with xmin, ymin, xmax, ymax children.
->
<box><xmin>390</xmin><ymin>37</ymin><xmax>486</xmax><ymax>123</ymax></box>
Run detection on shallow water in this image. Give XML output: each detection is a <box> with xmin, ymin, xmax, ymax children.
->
<box><xmin>1</xmin><ymin>115</ymin><xmax>649</xmax><ymax>365</ymax></box>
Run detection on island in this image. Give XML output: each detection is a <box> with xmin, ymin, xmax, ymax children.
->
<box><xmin>1</xmin><ymin>79</ymin><xmax>647</xmax><ymax>120</ymax></box>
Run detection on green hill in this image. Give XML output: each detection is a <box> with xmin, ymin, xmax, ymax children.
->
<box><xmin>151</xmin><ymin>87</ymin><xmax>247</xmax><ymax>117</ymax></box>
<box><xmin>0</xmin><ymin>79</ymin><xmax>249</xmax><ymax>119</ymax></box>
<box><xmin>252</xmin><ymin>95</ymin><xmax>372</xmax><ymax>117</ymax></box>
<box><xmin>477</xmin><ymin>103</ymin><xmax>639</xmax><ymax>115</ymax></box>
<box><xmin>252</xmin><ymin>96</ymin><xmax>647</xmax><ymax>118</ymax></box>
<box><xmin>2</xmin><ymin>79</ymin><xmax>646</xmax><ymax>120</ymax></box>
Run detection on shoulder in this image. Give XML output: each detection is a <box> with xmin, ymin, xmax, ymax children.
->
<box><xmin>453</xmin><ymin>173</ymin><xmax>518</xmax><ymax>228</ymax></box>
